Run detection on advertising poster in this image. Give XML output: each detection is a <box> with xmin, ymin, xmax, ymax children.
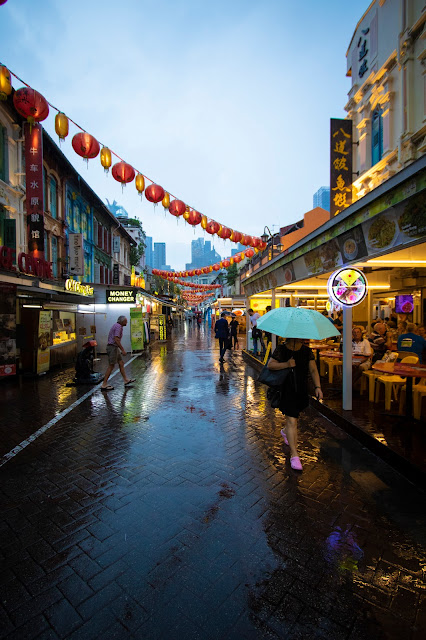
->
<box><xmin>337</xmin><ymin>225</ymin><xmax>368</xmax><ymax>263</ymax></box>
<box><xmin>0</xmin><ymin>283</ymin><xmax>17</xmax><ymax>377</ymax></box>
<box><xmin>130</xmin><ymin>308</ymin><xmax>145</xmax><ymax>351</ymax></box>
<box><xmin>37</xmin><ymin>310</ymin><xmax>51</xmax><ymax>374</ymax></box>
<box><xmin>158</xmin><ymin>315</ymin><xmax>167</xmax><ymax>341</ymax></box>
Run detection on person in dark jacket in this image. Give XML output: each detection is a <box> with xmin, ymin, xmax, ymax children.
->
<box><xmin>215</xmin><ymin>312</ymin><xmax>230</xmax><ymax>362</ymax></box>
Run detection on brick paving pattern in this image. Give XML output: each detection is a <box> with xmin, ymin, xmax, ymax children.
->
<box><xmin>0</xmin><ymin>325</ymin><xmax>425</xmax><ymax>639</ymax></box>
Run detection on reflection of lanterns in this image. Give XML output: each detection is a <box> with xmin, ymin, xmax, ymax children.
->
<box><xmin>169</xmin><ymin>199</ymin><xmax>185</xmax><ymax>217</ymax></box>
<box><xmin>245</xmin><ymin>248</ymin><xmax>255</xmax><ymax>258</ymax></box>
<box><xmin>135</xmin><ymin>173</ymin><xmax>145</xmax><ymax>197</ymax></box>
<box><xmin>0</xmin><ymin>66</ymin><xmax>12</xmax><ymax>101</ymax></box>
<box><xmin>72</xmin><ymin>132</ymin><xmax>100</xmax><ymax>160</ymax></box>
<box><xmin>112</xmin><ymin>161</ymin><xmax>135</xmax><ymax>186</ymax></box>
<box><xmin>55</xmin><ymin>112</ymin><xmax>69</xmax><ymax>141</ymax></box>
<box><xmin>13</xmin><ymin>87</ymin><xmax>49</xmax><ymax>124</ymax></box>
<box><xmin>100</xmin><ymin>147</ymin><xmax>112</xmax><ymax>172</ymax></box>
<box><xmin>145</xmin><ymin>184</ymin><xmax>165</xmax><ymax>203</ymax></box>
<box><xmin>206</xmin><ymin>220</ymin><xmax>220</xmax><ymax>235</ymax></box>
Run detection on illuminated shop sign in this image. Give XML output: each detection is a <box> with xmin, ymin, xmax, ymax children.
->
<box><xmin>327</xmin><ymin>267</ymin><xmax>367</xmax><ymax>308</ymax></box>
<box><xmin>106</xmin><ymin>289</ymin><xmax>136</xmax><ymax>304</ymax></box>
<box><xmin>65</xmin><ymin>279</ymin><xmax>94</xmax><ymax>297</ymax></box>
<box><xmin>0</xmin><ymin>246</ymin><xmax>52</xmax><ymax>279</ymax></box>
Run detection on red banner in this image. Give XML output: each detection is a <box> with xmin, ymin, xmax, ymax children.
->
<box><xmin>24</xmin><ymin>123</ymin><xmax>44</xmax><ymax>255</ymax></box>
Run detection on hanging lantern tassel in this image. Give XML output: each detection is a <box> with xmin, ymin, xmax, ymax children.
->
<box><xmin>135</xmin><ymin>174</ymin><xmax>145</xmax><ymax>199</ymax></box>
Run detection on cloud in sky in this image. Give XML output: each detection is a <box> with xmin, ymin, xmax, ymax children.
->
<box><xmin>0</xmin><ymin>0</ymin><xmax>366</xmax><ymax>269</ymax></box>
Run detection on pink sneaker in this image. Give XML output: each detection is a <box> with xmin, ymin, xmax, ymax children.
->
<box><xmin>290</xmin><ymin>456</ymin><xmax>303</xmax><ymax>471</ymax></box>
<box><xmin>280</xmin><ymin>429</ymin><xmax>289</xmax><ymax>446</ymax></box>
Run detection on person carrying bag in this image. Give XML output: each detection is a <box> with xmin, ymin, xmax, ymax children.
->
<box><xmin>214</xmin><ymin>312</ymin><xmax>230</xmax><ymax>363</ymax></box>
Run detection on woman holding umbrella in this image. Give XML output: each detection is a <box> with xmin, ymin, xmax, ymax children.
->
<box><xmin>258</xmin><ymin>307</ymin><xmax>339</xmax><ymax>471</ymax></box>
<box><xmin>268</xmin><ymin>339</ymin><xmax>322</xmax><ymax>470</ymax></box>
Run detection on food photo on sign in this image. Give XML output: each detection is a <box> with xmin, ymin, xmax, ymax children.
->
<box><xmin>337</xmin><ymin>225</ymin><xmax>368</xmax><ymax>263</ymax></box>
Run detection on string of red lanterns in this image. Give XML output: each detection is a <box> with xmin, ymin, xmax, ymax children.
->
<box><xmin>151</xmin><ymin>244</ymin><xmax>255</xmax><ymax>280</ymax></box>
<box><xmin>1</xmin><ymin>64</ymin><xmax>267</xmax><ymax>252</ymax></box>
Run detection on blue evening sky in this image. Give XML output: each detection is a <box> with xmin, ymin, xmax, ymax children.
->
<box><xmin>0</xmin><ymin>0</ymin><xmax>367</xmax><ymax>269</ymax></box>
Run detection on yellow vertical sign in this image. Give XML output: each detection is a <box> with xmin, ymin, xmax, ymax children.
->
<box><xmin>263</xmin><ymin>341</ymin><xmax>272</xmax><ymax>365</ymax></box>
<box><xmin>158</xmin><ymin>315</ymin><xmax>167</xmax><ymax>341</ymax></box>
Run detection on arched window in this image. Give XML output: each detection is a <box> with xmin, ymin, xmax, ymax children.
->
<box><xmin>49</xmin><ymin>176</ymin><xmax>57</xmax><ymax>219</ymax></box>
<box><xmin>371</xmin><ymin>106</ymin><xmax>383</xmax><ymax>166</ymax></box>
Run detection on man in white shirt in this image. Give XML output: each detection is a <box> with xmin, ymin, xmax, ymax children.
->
<box><xmin>248</xmin><ymin>308</ymin><xmax>265</xmax><ymax>357</ymax></box>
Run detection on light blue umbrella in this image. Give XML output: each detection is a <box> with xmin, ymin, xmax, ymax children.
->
<box><xmin>256</xmin><ymin>307</ymin><xmax>340</xmax><ymax>340</ymax></box>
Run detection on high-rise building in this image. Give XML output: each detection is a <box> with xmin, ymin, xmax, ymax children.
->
<box><xmin>145</xmin><ymin>236</ymin><xmax>153</xmax><ymax>267</ymax></box>
<box><xmin>231</xmin><ymin>243</ymin><xmax>245</xmax><ymax>256</ymax></box>
<box><xmin>153</xmin><ymin>242</ymin><xmax>166</xmax><ymax>270</ymax></box>
<box><xmin>313</xmin><ymin>187</ymin><xmax>330</xmax><ymax>211</ymax></box>
<box><xmin>185</xmin><ymin>237</ymin><xmax>221</xmax><ymax>270</ymax></box>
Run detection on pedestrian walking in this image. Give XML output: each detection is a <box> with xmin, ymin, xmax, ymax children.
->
<box><xmin>230</xmin><ymin>317</ymin><xmax>239</xmax><ymax>349</ymax></box>
<box><xmin>101</xmin><ymin>315</ymin><xmax>135</xmax><ymax>391</ymax></box>
<box><xmin>215</xmin><ymin>312</ymin><xmax>230</xmax><ymax>362</ymax></box>
<box><xmin>248</xmin><ymin>309</ymin><xmax>265</xmax><ymax>357</ymax></box>
<box><xmin>267</xmin><ymin>338</ymin><xmax>322</xmax><ymax>471</ymax></box>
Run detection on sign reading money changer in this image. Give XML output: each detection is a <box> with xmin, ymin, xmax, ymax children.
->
<box><xmin>106</xmin><ymin>289</ymin><xmax>136</xmax><ymax>304</ymax></box>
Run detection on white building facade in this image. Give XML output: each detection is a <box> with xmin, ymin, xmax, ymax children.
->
<box><xmin>345</xmin><ymin>0</ymin><xmax>425</xmax><ymax>199</ymax></box>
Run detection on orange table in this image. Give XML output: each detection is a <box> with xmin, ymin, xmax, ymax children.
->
<box><xmin>309</xmin><ymin>343</ymin><xmax>332</xmax><ymax>369</ymax></box>
<box><xmin>372</xmin><ymin>362</ymin><xmax>426</xmax><ymax>418</ymax></box>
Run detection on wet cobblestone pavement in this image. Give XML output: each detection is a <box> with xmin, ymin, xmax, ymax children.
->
<box><xmin>1</xmin><ymin>325</ymin><xmax>426</xmax><ymax>639</ymax></box>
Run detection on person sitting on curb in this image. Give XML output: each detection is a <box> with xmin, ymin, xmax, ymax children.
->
<box><xmin>101</xmin><ymin>315</ymin><xmax>135</xmax><ymax>391</ymax></box>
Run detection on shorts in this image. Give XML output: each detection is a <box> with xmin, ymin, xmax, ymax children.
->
<box><xmin>106</xmin><ymin>344</ymin><xmax>122</xmax><ymax>365</ymax></box>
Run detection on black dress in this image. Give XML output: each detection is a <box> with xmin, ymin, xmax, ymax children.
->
<box><xmin>271</xmin><ymin>344</ymin><xmax>315</xmax><ymax>418</ymax></box>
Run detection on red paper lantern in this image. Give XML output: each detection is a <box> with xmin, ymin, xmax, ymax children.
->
<box><xmin>259</xmin><ymin>241</ymin><xmax>268</xmax><ymax>251</ymax></box>
<box><xmin>245</xmin><ymin>248</ymin><xmax>255</xmax><ymax>258</ymax></box>
<box><xmin>251</xmin><ymin>237</ymin><xmax>262</xmax><ymax>248</ymax></box>
<box><xmin>72</xmin><ymin>132</ymin><xmax>100</xmax><ymax>160</ymax></box>
<box><xmin>218</xmin><ymin>226</ymin><xmax>232</xmax><ymax>240</ymax></box>
<box><xmin>145</xmin><ymin>184</ymin><xmax>165</xmax><ymax>203</ymax></box>
<box><xmin>222</xmin><ymin>259</ymin><xmax>230</xmax><ymax>268</ymax></box>
<box><xmin>232</xmin><ymin>231</ymin><xmax>242</xmax><ymax>244</ymax></box>
<box><xmin>233</xmin><ymin>254</ymin><xmax>242</xmax><ymax>263</ymax></box>
<box><xmin>195</xmin><ymin>269</ymin><xmax>202</xmax><ymax>275</ymax></box>
<box><xmin>187</xmin><ymin>210</ymin><xmax>202</xmax><ymax>226</ymax></box>
<box><xmin>112</xmin><ymin>161</ymin><xmax>135</xmax><ymax>185</ymax></box>
<box><xmin>169</xmin><ymin>199</ymin><xmax>186</xmax><ymax>217</ymax></box>
<box><xmin>241</xmin><ymin>234</ymin><xmax>253</xmax><ymax>246</ymax></box>
<box><xmin>212</xmin><ymin>264</ymin><xmax>221</xmax><ymax>271</ymax></box>
<box><xmin>202</xmin><ymin>267</ymin><xmax>209</xmax><ymax>274</ymax></box>
<box><xmin>13</xmin><ymin>87</ymin><xmax>49</xmax><ymax>124</ymax></box>
<box><xmin>189</xmin><ymin>270</ymin><xmax>195</xmax><ymax>276</ymax></box>
<box><xmin>206</xmin><ymin>220</ymin><xmax>220</xmax><ymax>235</ymax></box>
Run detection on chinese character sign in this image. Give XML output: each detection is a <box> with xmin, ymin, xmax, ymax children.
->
<box><xmin>330</xmin><ymin>119</ymin><xmax>353</xmax><ymax>217</ymax></box>
<box><xmin>158</xmin><ymin>315</ymin><xmax>167</xmax><ymax>341</ymax></box>
<box><xmin>69</xmin><ymin>233</ymin><xmax>84</xmax><ymax>276</ymax></box>
<box><xmin>24</xmin><ymin>123</ymin><xmax>44</xmax><ymax>255</ymax></box>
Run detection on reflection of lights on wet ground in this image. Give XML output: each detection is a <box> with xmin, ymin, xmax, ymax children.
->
<box><xmin>56</xmin><ymin>386</ymin><xmax>74</xmax><ymax>411</ymax></box>
<box><xmin>325</xmin><ymin>526</ymin><xmax>363</xmax><ymax>573</ymax></box>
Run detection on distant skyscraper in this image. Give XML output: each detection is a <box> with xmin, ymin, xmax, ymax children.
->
<box><xmin>231</xmin><ymin>243</ymin><xmax>245</xmax><ymax>256</ymax></box>
<box><xmin>153</xmin><ymin>242</ymin><xmax>166</xmax><ymax>269</ymax></box>
<box><xmin>145</xmin><ymin>236</ymin><xmax>153</xmax><ymax>267</ymax></box>
<box><xmin>313</xmin><ymin>187</ymin><xmax>330</xmax><ymax>211</ymax></box>
<box><xmin>185</xmin><ymin>237</ymin><xmax>221</xmax><ymax>270</ymax></box>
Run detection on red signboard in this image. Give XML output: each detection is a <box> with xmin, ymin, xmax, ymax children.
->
<box><xmin>24</xmin><ymin>122</ymin><xmax>45</xmax><ymax>255</ymax></box>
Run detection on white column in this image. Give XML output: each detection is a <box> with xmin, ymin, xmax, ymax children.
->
<box><xmin>342</xmin><ymin>306</ymin><xmax>353</xmax><ymax>410</ymax></box>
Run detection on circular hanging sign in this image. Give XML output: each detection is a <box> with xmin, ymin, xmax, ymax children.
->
<box><xmin>327</xmin><ymin>267</ymin><xmax>368</xmax><ymax>308</ymax></box>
